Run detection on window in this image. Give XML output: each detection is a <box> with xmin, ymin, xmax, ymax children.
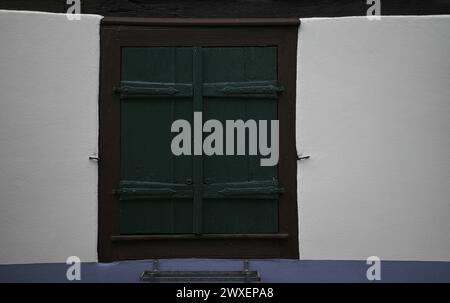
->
<box><xmin>99</xmin><ymin>18</ymin><xmax>299</xmax><ymax>261</ymax></box>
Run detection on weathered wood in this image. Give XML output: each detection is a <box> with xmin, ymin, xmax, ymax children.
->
<box><xmin>99</xmin><ymin>22</ymin><xmax>299</xmax><ymax>261</ymax></box>
<box><xmin>102</xmin><ymin>17</ymin><xmax>301</xmax><ymax>26</ymax></box>
<box><xmin>0</xmin><ymin>0</ymin><xmax>449</xmax><ymax>17</ymax></box>
<box><xmin>111</xmin><ymin>233</ymin><xmax>290</xmax><ymax>241</ymax></box>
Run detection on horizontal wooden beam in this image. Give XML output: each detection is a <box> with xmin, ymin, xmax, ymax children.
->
<box><xmin>2</xmin><ymin>0</ymin><xmax>449</xmax><ymax>18</ymax></box>
<box><xmin>111</xmin><ymin>233</ymin><xmax>289</xmax><ymax>241</ymax></box>
<box><xmin>102</xmin><ymin>17</ymin><xmax>300</xmax><ymax>27</ymax></box>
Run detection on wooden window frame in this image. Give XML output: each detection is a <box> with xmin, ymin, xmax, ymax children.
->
<box><xmin>98</xmin><ymin>18</ymin><xmax>300</xmax><ymax>261</ymax></box>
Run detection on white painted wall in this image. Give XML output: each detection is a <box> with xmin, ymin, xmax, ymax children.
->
<box><xmin>1</xmin><ymin>11</ymin><xmax>449</xmax><ymax>264</ymax></box>
<box><xmin>297</xmin><ymin>16</ymin><xmax>450</xmax><ymax>261</ymax></box>
<box><xmin>0</xmin><ymin>11</ymin><xmax>101</xmax><ymax>264</ymax></box>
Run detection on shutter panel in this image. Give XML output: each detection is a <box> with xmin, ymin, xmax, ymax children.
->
<box><xmin>120</xmin><ymin>47</ymin><xmax>194</xmax><ymax>234</ymax></box>
<box><xmin>202</xmin><ymin>47</ymin><xmax>279</xmax><ymax>233</ymax></box>
<box><xmin>118</xmin><ymin>46</ymin><xmax>280</xmax><ymax>234</ymax></box>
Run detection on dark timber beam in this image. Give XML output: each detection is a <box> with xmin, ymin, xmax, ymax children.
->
<box><xmin>0</xmin><ymin>0</ymin><xmax>449</xmax><ymax>18</ymax></box>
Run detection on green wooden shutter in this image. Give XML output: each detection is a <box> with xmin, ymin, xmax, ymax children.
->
<box><xmin>118</xmin><ymin>46</ymin><xmax>280</xmax><ymax>234</ymax></box>
<box><xmin>202</xmin><ymin>47</ymin><xmax>279</xmax><ymax>233</ymax></box>
<box><xmin>119</xmin><ymin>47</ymin><xmax>194</xmax><ymax>234</ymax></box>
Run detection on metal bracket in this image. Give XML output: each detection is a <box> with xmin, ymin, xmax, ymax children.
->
<box><xmin>243</xmin><ymin>259</ymin><xmax>251</xmax><ymax>283</ymax></box>
<box><xmin>140</xmin><ymin>259</ymin><xmax>260</xmax><ymax>283</ymax></box>
<box><xmin>114</xmin><ymin>82</ymin><xmax>193</xmax><ymax>99</ymax></box>
<box><xmin>153</xmin><ymin>259</ymin><xmax>159</xmax><ymax>272</ymax></box>
<box><xmin>221</xmin><ymin>84</ymin><xmax>283</xmax><ymax>95</ymax></box>
<box><xmin>89</xmin><ymin>154</ymin><xmax>100</xmax><ymax>162</ymax></box>
<box><xmin>218</xmin><ymin>186</ymin><xmax>284</xmax><ymax>196</ymax></box>
<box><xmin>297</xmin><ymin>153</ymin><xmax>311</xmax><ymax>161</ymax></box>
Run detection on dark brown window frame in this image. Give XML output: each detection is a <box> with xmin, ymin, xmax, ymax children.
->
<box><xmin>98</xmin><ymin>18</ymin><xmax>300</xmax><ymax>262</ymax></box>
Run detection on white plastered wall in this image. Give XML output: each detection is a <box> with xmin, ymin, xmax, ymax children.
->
<box><xmin>0</xmin><ymin>11</ymin><xmax>449</xmax><ymax>264</ymax></box>
<box><xmin>0</xmin><ymin>11</ymin><xmax>101</xmax><ymax>264</ymax></box>
<box><xmin>297</xmin><ymin>16</ymin><xmax>450</xmax><ymax>261</ymax></box>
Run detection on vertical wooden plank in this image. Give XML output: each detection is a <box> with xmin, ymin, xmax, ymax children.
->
<box><xmin>173</xmin><ymin>48</ymin><xmax>194</xmax><ymax>185</ymax></box>
<box><xmin>245</xmin><ymin>47</ymin><xmax>278</xmax><ymax>182</ymax></box>
<box><xmin>202</xmin><ymin>47</ymin><xmax>248</xmax><ymax>183</ymax></box>
<box><xmin>277</xmin><ymin>27</ymin><xmax>299</xmax><ymax>258</ymax></box>
<box><xmin>98</xmin><ymin>27</ymin><xmax>122</xmax><ymax>261</ymax></box>
<box><xmin>193</xmin><ymin>47</ymin><xmax>203</xmax><ymax>234</ymax></box>
<box><xmin>170</xmin><ymin>48</ymin><xmax>176</xmax><ymax>233</ymax></box>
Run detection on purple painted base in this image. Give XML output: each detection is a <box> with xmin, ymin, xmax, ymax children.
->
<box><xmin>1</xmin><ymin>259</ymin><xmax>450</xmax><ymax>283</ymax></box>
